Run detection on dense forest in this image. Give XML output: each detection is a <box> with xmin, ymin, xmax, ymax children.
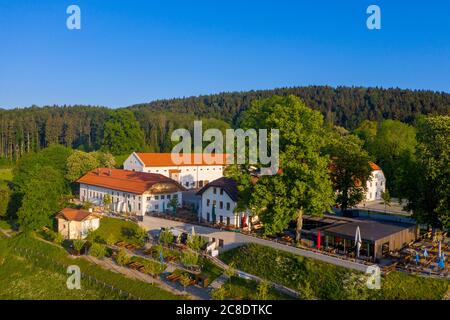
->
<box><xmin>0</xmin><ymin>86</ymin><xmax>449</xmax><ymax>161</ymax></box>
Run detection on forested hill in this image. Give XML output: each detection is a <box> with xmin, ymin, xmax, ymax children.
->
<box><xmin>0</xmin><ymin>86</ymin><xmax>449</xmax><ymax>161</ymax></box>
<box><xmin>129</xmin><ymin>86</ymin><xmax>450</xmax><ymax>127</ymax></box>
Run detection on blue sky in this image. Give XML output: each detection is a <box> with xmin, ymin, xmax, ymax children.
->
<box><xmin>0</xmin><ymin>0</ymin><xmax>449</xmax><ymax>109</ymax></box>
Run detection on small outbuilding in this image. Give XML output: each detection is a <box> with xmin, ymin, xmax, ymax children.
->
<box><xmin>56</xmin><ymin>208</ymin><xmax>100</xmax><ymax>240</ymax></box>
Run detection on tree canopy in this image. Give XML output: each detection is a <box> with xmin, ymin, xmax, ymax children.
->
<box><xmin>406</xmin><ymin>116</ymin><xmax>450</xmax><ymax>229</ymax></box>
<box><xmin>325</xmin><ymin>131</ymin><xmax>371</xmax><ymax>212</ymax></box>
<box><xmin>101</xmin><ymin>110</ymin><xmax>146</xmax><ymax>155</ymax></box>
<box><xmin>236</xmin><ymin>95</ymin><xmax>335</xmax><ymax>241</ymax></box>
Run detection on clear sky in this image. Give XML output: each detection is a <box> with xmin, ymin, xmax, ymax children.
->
<box><xmin>0</xmin><ymin>0</ymin><xmax>448</xmax><ymax>109</ymax></box>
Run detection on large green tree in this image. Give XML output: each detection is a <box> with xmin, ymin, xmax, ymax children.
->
<box><xmin>65</xmin><ymin>150</ymin><xmax>100</xmax><ymax>182</ymax></box>
<box><xmin>17</xmin><ymin>166</ymin><xmax>67</xmax><ymax>231</ymax></box>
<box><xmin>13</xmin><ymin>144</ymin><xmax>72</xmax><ymax>195</ymax></box>
<box><xmin>360</xmin><ymin>120</ymin><xmax>417</xmax><ymax>198</ymax></box>
<box><xmin>325</xmin><ymin>132</ymin><xmax>372</xmax><ymax>213</ymax></box>
<box><xmin>238</xmin><ymin>95</ymin><xmax>335</xmax><ymax>241</ymax></box>
<box><xmin>101</xmin><ymin>110</ymin><xmax>146</xmax><ymax>155</ymax></box>
<box><xmin>406</xmin><ymin>116</ymin><xmax>450</xmax><ymax>229</ymax></box>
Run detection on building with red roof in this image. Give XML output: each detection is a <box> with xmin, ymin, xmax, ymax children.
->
<box><xmin>56</xmin><ymin>208</ymin><xmax>100</xmax><ymax>239</ymax></box>
<box><xmin>77</xmin><ymin>168</ymin><xmax>185</xmax><ymax>219</ymax></box>
<box><xmin>123</xmin><ymin>152</ymin><xmax>231</xmax><ymax>189</ymax></box>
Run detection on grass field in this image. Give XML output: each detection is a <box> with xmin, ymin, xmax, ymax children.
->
<box><xmin>220</xmin><ymin>243</ymin><xmax>450</xmax><ymax>300</ymax></box>
<box><xmin>87</xmin><ymin>217</ymin><xmax>144</xmax><ymax>246</ymax></box>
<box><xmin>221</xmin><ymin>276</ymin><xmax>295</xmax><ymax>300</ymax></box>
<box><xmin>0</xmin><ymin>234</ymin><xmax>183</xmax><ymax>300</ymax></box>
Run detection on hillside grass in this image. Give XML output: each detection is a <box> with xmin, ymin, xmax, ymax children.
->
<box><xmin>220</xmin><ymin>243</ymin><xmax>449</xmax><ymax>300</ymax></box>
<box><xmin>0</xmin><ymin>234</ymin><xmax>183</xmax><ymax>300</ymax></box>
<box><xmin>221</xmin><ymin>276</ymin><xmax>295</xmax><ymax>300</ymax></box>
<box><xmin>87</xmin><ymin>217</ymin><xmax>143</xmax><ymax>246</ymax></box>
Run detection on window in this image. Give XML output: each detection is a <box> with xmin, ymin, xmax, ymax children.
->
<box><xmin>155</xmin><ymin>204</ymin><xmax>159</xmax><ymax>210</ymax></box>
<box><xmin>167</xmin><ymin>194</ymin><xmax>171</xmax><ymax>200</ymax></box>
<box><xmin>138</xmin><ymin>203</ymin><xmax>141</xmax><ymax>210</ymax></box>
<box><xmin>226</xmin><ymin>217</ymin><xmax>230</xmax><ymax>226</ymax></box>
<box><xmin>220</xmin><ymin>188</ymin><xmax>224</xmax><ymax>195</ymax></box>
<box><xmin>147</xmin><ymin>196</ymin><xmax>151</xmax><ymax>201</ymax></box>
<box><xmin>155</xmin><ymin>195</ymin><xmax>159</xmax><ymax>200</ymax></box>
<box><xmin>173</xmin><ymin>194</ymin><xmax>178</xmax><ymax>199</ymax></box>
<box><xmin>219</xmin><ymin>215</ymin><xmax>223</xmax><ymax>223</ymax></box>
<box><xmin>206</xmin><ymin>199</ymin><xmax>210</xmax><ymax>207</ymax></box>
<box><xmin>213</xmin><ymin>200</ymin><xmax>216</xmax><ymax>206</ymax></box>
<box><xmin>161</xmin><ymin>195</ymin><xmax>165</xmax><ymax>200</ymax></box>
<box><xmin>219</xmin><ymin>201</ymin><xmax>223</xmax><ymax>209</ymax></box>
<box><xmin>213</xmin><ymin>187</ymin><xmax>217</xmax><ymax>194</ymax></box>
<box><xmin>226</xmin><ymin>202</ymin><xmax>230</xmax><ymax>210</ymax></box>
<box><xmin>207</xmin><ymin>213</ymin><xmax>210</xmax><ymax>222</ymax></box>
<box><xmin>185</xmin><ymin>182</ymin><xmax>189</xmax><ymax>187</ymax></box>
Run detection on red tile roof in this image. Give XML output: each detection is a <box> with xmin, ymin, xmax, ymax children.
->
<box><xmin>77</xmin><ymin>168</ymin><xmax>184</xmax><ymax>194</ymax></box>
<box><xmin>135</xmin><ymin>153</ymin><xmax>232</xmax><ymax>167</ymax></box>
<box><xmin>56</xmin><ymin>208</ymin><xmax>98</xmax><ymax>222</ymax></box>
<box><xmin>369</xmin><ymin>161</ymin><xmax>382</xmax><ymax>171</ymax></box>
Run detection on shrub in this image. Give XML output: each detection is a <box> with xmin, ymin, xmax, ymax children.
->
<box><xmin>159</xmin><ymin>229</ymin><xmax>173</xmax><ymax>246</ymax></box>
<box><xmin>181</xmin><ymin>250</ymin><xmax>199</xmax><ymax>267</ymax></box>
<box><xmin>255</xmin><ymin>280</ymin><xmax>270</xmax><ymax>300</ymax></box>
<box><xmin>179</xmin><ymin>274</ymin><xmax>191</xmax><ymax>291</ymax></box>
<box><xmin>134</xmin><ymin>227</ymin><xmax>147</xmax><ymax>246</ymax></box>
<box><xmin>72</xmin><ymin>239</ymin><xmax>85</xmax><ymax>255</ymax></box>
<box><xmin>142</xmin><ymin>259</ymin><xmax>166</xmax><ymax>276</ymax></box>
<box><xmin>211</xmin><ymin>286</ymin><xmax>227</xmax><ymax>300</ymax></box>
<box><xmin>186</xmin><ymin>234</ymin><xmax>207</xmax><ymax>251</ymax></box>
<box><xmin>53</xmin><ymin>232</ymin><xmax>64</xmax><ymax>245</ymax></box>
<box><xmin>89</xmin><ymin>242</ymin><xmax>107</xmax><ymax>259</ymax></box>
<box><xmin>116</xmin><ymin>248</ymin><xmax>130</xmax><ymax>266</ymax></box>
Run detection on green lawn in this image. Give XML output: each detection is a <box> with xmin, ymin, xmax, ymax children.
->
<box><xmin>200</xmin><ymin>258</ymin><xmax>223</xmax><ymax>283</ymax></box>
<box><xmin>0</xmin><ymin>234</ymin><xmax>183</xmax><ymax>300</ymax></box>
<box><xmin>220</xmin><ymin>243</ymin><xmax>450</xmax><ymax>300</ymax></box>
<box><xmin>87</xmin><ymin>217</ymin><xmax>143</xmax><ymax>246</ymax></box>
<box><xmin>221</xmin><ymin>276</ymin><xmax>295</xmax><ymax>300</ymax></box>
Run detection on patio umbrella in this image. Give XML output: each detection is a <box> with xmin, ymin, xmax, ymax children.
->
<box><xmin>424</xmin><ymin>249</ymin><xmax>429</xmax><ymax>258</ymax></box>
<box><xmin>438</xmin><ymin>255</ymin><xmax>445</xmax><ymax>270</ymax></box>
<box><xmin>415</xmin><ymin>252</ymin><xmax>420</xmax><ymax>264</ymax></box>
<box><xmin>438</xmin><ymin>240</ymin><xmax>442</xmax><ymax>258</ymax></box>
<box><xmin>317</xmin><ymin>231</ymin><xmax>321</xmax><ymax>249</ymax></box>
<box><xmin>191</xmin><ymin>226</ymin><xmax>196</xmax><ymax>237</ymax></box>
<box><xmin>159</xmin><ymin>250</ymin><xmax>164</xmax><ymax>263</ymax></box>
<box><xmin>355</xmin><ymin>226</ymin><xmax>362</xmax><ymax>258</ymax></box>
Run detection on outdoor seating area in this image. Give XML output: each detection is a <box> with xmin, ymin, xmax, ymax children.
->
<box><xmin>392</xmin><ymin>235</ymin><xmax>449</xmax><ymax>277</ymax></box>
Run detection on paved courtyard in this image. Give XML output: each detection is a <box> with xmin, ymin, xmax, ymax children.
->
<box><xmin>140</xmin><ymin>216</ymin><xmax>370</xmax><ymax>272</ymax></box>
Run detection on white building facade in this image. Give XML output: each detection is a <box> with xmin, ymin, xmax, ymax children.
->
<box><xmin>123</xmin><ymin>152</ymin><xmax>229</xmax><ymax>189</ymax></box>
<box><xmin>197</xmin><ymin>177</ymin><xmax>252</xmax><ymax>228</ymax></box>
<box><xmin>365</xmin><ymin>162</ymin><xmax>386</xmax><ymax>201</ymax></box>
<box><xmin>77</xmin><ymin>169</ymin><xmax>184</xmax><ymax>219</ymax></box>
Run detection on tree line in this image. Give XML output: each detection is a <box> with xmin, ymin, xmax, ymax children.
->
<box><xmin>1</xmin><ymin>86</ymin><xmax>449</xmax><ymax>162</ymax></box>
